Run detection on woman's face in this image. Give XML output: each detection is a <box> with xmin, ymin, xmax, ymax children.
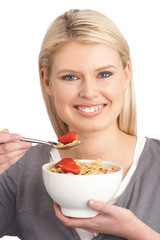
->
<box><xmin>43</xmin><ymin>42</ymin><xmax>131</xmax><ymax>133</ymax></box>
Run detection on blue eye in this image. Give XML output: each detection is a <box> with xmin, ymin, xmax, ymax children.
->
<box><xmin>62</xmin><ymin>75</ymin><xmax>77</xmax><ymax>80</ymax></box>
<box><xmin>98</xmin><ymin>72</ymin><xmax>112</xmax><ymax>78</ymax></box>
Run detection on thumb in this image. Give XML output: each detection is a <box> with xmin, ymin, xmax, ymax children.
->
<box><xmin>89</xmin><ymin>199</ymin><xmax>108</xmax><ymax>213</ymax></box>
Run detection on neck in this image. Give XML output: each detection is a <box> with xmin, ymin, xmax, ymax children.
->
<box><xmin>60</xmin><ymin>125</ymin><xmax>136</xmax><ymax>166</ymax></box>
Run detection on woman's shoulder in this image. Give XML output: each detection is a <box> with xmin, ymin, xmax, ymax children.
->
<box><xmin>140</xmin><ymin>137</ymin><xmax>160</xmax><ymax>165</ymax></box>
<box><xmin>145</xmin><ymin>137</ymin><xmax>160</xmax><ymax>151</ymax></box>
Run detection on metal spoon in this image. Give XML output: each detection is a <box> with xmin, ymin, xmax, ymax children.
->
<box><xmin>20</xmin><ymin>137</ymin><xmax>82</xmax><ymax>150</ymax></box>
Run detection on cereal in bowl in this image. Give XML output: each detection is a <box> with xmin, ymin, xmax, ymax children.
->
<box><xmin>48</xmin><ymin>158</ymin><xmax>117</xmax><ymax>175</ymax></box>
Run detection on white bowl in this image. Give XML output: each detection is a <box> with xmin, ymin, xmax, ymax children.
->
<box><xmin>42</xmin><ymin>160</ymin><xmax>123</xmax><ymax>218</ymax></box>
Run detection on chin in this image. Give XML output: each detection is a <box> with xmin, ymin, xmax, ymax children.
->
<box><xmin>75</xmin><ymin>123</ymin><xmax>107</xmax><ymax>133</ymax></box>
<box><xmin>65</xmin><ymin>116</ymin><xmax>112</xmax><ymax>133</ymax></box>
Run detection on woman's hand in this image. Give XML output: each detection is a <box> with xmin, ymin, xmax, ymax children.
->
<box><xmin>54</xmin><ymin>200</ymin><xmax>134</xmax><ymax>238</ymax></box>
<box><xmin>0</xmin><ymin>129</ymin><xmax>32</xmax><ymax>174</ymax></box>
<box><xmin>54</xmin><ymin>200</ymin><xmax>160</xmax><ymax>240</ymax></box>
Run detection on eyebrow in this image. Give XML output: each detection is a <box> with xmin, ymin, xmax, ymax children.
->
<box><xmin>95</xmin><ymin>65</ymin><xmax>117</xmax><ymax>71</ymax></box>
<box><xmin>57</xmin><ymin>65</ymin><xmax>117</xmax><ymax>75</ymax></box>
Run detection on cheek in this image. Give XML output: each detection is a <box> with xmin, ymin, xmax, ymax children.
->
<box><xmin>52</xmin><ymin>85</ymin><xmax>75</xmax><ymax>118</ymax></box>
<box><xmin>54</xmin><ymin>91</ymin><xmax>67</xmax><ymax>105</ymax></box>
<box><xmin>104</xmin><ymin>81</ymin><xmax>124</xmax><ymax>101</ymax></box>
<box><xmin>53</xmin><ymin>81</ymin><xmax>78</xmax><ymax>106</ymax></box>
<box><xmin>53</xmin><ymin>83</ymin><xmax>69</xmax><ymax>104</ymax></box>
<box><xmin>53</xmin><ymin>93</ymin><xmax>68</xmax><ymax>123</ymax></box>
<box><xmin>105</xmin><ymin>81</ymin><xmax>124</xmax><ymax>118</ymax></box>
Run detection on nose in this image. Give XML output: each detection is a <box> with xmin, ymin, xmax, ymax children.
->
<box><xmin>79</xmin><ymin>78</ymin><xmax>98</xmax><ymax>99</ymax></box>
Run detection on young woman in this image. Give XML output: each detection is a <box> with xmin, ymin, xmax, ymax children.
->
<box><xmin>0</xmin><ymin>9</ymin><xmax>160</xmax><ymax>240</ymax></box>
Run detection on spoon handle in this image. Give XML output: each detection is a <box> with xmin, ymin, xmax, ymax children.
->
<box><xmin>21</xmin><ymin>137</ymin><xmax>56</xmax><ymax>147</ymax></box>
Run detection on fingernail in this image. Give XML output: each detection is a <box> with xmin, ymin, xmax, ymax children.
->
<box><xmin>14</xmin><ymin>134</ymin><xmax>21</xmax><ymax>139</ymax></box>
<box><xmin>89</xmin><ymin>200</ymin><xmax>96</xmax><ymax>207</ymax></box>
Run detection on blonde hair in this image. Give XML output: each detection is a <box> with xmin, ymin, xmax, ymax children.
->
<box><xmin>39</xmin><ymin>9</ymin><xmax>137</xmax><ymax>137</ymax></box>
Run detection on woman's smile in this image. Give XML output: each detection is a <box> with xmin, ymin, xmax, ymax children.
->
<box><xmin>74</xmin><ymin>104</ymin><xmax>107</xmax><ymax>117</ymax></box>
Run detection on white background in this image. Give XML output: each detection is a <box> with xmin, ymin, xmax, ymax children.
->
<box><xmin>0</xmin><ymin>0</ymin><xmax>160</xmax><ymax>239</ymax></box>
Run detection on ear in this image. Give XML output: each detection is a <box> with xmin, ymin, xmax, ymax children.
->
<box><xmin>40</xmin><ymin>68</ymin><xmax>53</xmax><ymax>96</ymax></box>
<box><xmin>123</xmin><ymin>61</ymin><xmax>131</xmax><ymax>91</ymax></box>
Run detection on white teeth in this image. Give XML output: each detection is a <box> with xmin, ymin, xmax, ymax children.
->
<box><xmin>90</xmin><ymin>107</ymin><xmax>95</xmax><ymax>112</ymax></box>
<box><xmin>85</xmin><ymin>108</ymin><xmax>90</xmax><ymax>113</ymax></box>
<box><xmin>77</xmin><ymin>105</ymin><xmax>104</xmax><ymax>113</ymax></box>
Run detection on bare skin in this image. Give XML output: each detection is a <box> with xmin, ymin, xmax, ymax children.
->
<box><xmin>0</xmin><ymin>129</ymin><xmax>31</xmax><ymax>174</ymax></box>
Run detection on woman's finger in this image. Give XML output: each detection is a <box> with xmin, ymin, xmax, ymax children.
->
<box><xmin>53</xmin><ymin>202</ymin><xmax>94</xmax><ymax>229</ymax></box>
<box><xmin>0</xmin><ymin>129</ymin><xmax>9</xmax><ymax>133</ymax></box>
<box><xmin>0</xmin><ymin>130</ymin><xmax>32</xmax><ymax>174</ymax></box>
<box><xmin>0</xmin><ymin>152</ymin><xmax>26</xmax><ymax>174</ymax></box>
<box><xmin>0</xmin><ymin>141</ymin><xmax>31</xmax><ymax>155</ymax></box>
<box><xmin>0</xmin><ymin>148</ymin><xmax>31</xmax><ymax>165</ymax></box>
<box><xmin>54</xmin><ymin>202</ymin><xmax>66</xmax><ymax>221</ymax></box>
<box><xmin>0</xmin><ymin>132</ymin><xmax>21</xmax><ymax>144</ymax></box>
<box><xmin>89</xmin><ymin>199</ymin><xmax>109</xmax><ymax>213</ymax></box>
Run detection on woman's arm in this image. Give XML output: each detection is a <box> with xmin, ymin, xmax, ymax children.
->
<box><xmin>0</xmin><ymin>152</ymin><xmax>21</xmax><ymax>237</ymax></box>
<box><xmin>0</xmin><ymin>129</ymin><xmax>31</xmax><ymax>174</ymax></box>
<box><xmin>54</xmin><ymin>200</ymin><xmax>160</xmax><ymax>240</ymax></box>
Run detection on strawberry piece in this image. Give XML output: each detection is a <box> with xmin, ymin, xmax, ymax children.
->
<box><xmin>55</xmin><ymin>158</ymin><xmax>76</xmax><ymax>168</ymax></box>
<box><xmin>58</xmin><ymin>131</ymin><xmax>78</xmax><ymax>144</ymax></box>
<box><xmin>104</xmin><ymin>169</ymin><xmax>116</xmax><ymax>174</ymax></box>
<box><xmin>61</xmin><ymin>164</ymin><xmax>80</xmax><ymax>175</ymax></box>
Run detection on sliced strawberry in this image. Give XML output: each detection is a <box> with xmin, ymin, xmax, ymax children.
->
<box><xmin>55</xmin><ymin>158</ymin><xmax>76</xmax><ymax>168</ymax></box>
<box><xmin>104</xmin><ymin>169</ymin><xmax>116</xmax><ymax>174</ymax></box>
<box><xmin>61</xmin><ymin>164</ymin><xmax>80</xmax><ymax>175</ymax></box>
<box><xmin>58</xmin><ymin>131</ymin><xmax>78</xmax><ymax>144</ymax></box>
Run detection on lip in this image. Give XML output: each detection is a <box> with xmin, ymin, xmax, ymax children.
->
<box><xmin>73</xmin><ymin>103</ymin><xmax>107</xmax><ymax>117</ymax></box>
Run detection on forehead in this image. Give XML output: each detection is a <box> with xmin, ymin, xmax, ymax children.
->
<box><xmin>51</xmin><ymin>42</ymin><xmax>122</xmax><ymax>71</ymax></box>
